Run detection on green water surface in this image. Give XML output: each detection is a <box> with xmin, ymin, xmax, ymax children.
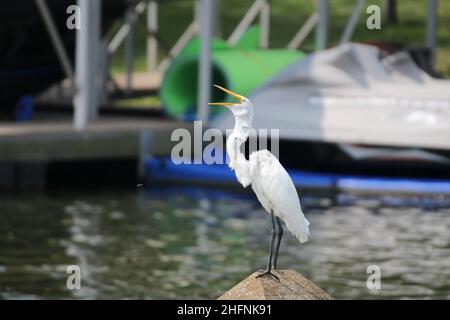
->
<box><xmin>0</xmin><ymin>187</ymin><xmax>449</xmax><ymax>299</ymax></box>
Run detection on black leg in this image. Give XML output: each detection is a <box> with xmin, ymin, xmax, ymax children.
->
<box><xmin>272</xmin><ymin>217</ymin><xmax>283</xmax><ymax>269</ymax></box>
<box><xmin>256</xmin><ymin>212</ymin><xmax>279</xmax><ymax>280</ymax></box>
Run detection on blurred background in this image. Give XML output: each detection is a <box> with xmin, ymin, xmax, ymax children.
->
<box><xmin>0</xmin><ymin>0</ymin><xmax>449</xmax><ymax>299</ymax></box>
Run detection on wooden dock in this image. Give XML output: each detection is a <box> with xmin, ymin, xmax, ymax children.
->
<box><xmin>0</xmin><ymin>117</ymin><xmax>190</xmax><ymax>161</ymax></box>
<box><xmin>0</xmin><ymin>117</ymin><xmax>192</xmax><ymax>189</ymax></box>
<box><xmin>36</xmin><ymin>71</ymin><xmax>162</xmax><ymax>104</ymax></box>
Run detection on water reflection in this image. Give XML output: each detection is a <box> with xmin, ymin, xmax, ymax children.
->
<box><xmin>0</xmin><ymin>187</ymin><xmax>449</xmax><ymax>299</ymax></box>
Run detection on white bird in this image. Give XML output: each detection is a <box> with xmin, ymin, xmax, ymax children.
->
<box><xmin>209</xmin><ymin>85</ymin><xmax>310</xmax><ymax>279</ymax></box>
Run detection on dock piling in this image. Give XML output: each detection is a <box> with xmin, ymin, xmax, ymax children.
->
<box><xmin>218</xmin><ymin>270</ymin><xmax>333</xmax><ymax>300</ymax></box>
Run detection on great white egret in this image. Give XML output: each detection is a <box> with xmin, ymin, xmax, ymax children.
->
<box><xmin>209</xmin><ymin>85</ymin><xmax>310</xmax><ymax>279</ymax></box>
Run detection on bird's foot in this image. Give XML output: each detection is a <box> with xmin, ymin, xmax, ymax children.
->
<box><xmin>256</xmin><ymin>269</ymin><xmax>279</xmax><ymax>281</ymax></box>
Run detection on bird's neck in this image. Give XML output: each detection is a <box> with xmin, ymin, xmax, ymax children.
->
<box><xmin>227</xmin><ymin>119</ymin><xmax>252</xmax><ymax>187</ymax></box>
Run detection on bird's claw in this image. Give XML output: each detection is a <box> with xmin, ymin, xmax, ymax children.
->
<box><xmin>256</xmin><ymin>270</ymin><xmax>280</xmax><ymax>281</ymax></box>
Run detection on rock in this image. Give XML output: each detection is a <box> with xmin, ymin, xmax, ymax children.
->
<box><xmin>218</xmin><ymin>270</ymin><xmax>333</xmax><ymax>300</ymax></box>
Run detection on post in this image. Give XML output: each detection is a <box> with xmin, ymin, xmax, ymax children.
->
<box><xmin>287</xmin><ymin>12</ymin><xmax>319</xmax><ymax>50</ymax></box>
<box><xmin>147</xmin><ymin>1</ymin><xmax>158</xmax><ymax>72</ymax></box>
<box><xmin>259</xmin><ymin>0</ymin><xmax>270</xmax><ymax>49</ymax></box>
<box><xmin>219</xmin><ymin>270</ymin><xmax>333</xmax><ymax>300</ymax></box>
<box><xmin>228</xmin><ymin>0</ymin><xmax>265</xmax><ymax>45</ymax></box>
<box><xmin>34</xmin><ymin>0</ymin><xmax>74</xmax><ymax>80</ymax></box>
<box><xmin>384</xmin><ymin>0</ymin><xmax>398</xmax><ymax>24</ymax></box>
<box><xmin>339</xmin><ymin>0</ymin><xmax>365</xmax><ymax>45</ymax></box>
<box><xmin>125</xmin><ymin>8</ymin><xmax>134</xmax><ymax>95</ymax></box>
<box><xmin>157</xmin><ymin>22</ymin><xmax>198</xmax><ymax>73</ymax></box>
<box><xmin>194</xmin><ymin>0</ymin><xmax>201</xmax><ymax>22</ymax></box>
<box><xmin>315</xmin><ymin>0</ymin><xmax>329</xmax><ymax>51</ymax></box>
<box><xmin>157</xmin><ymin>2</ymin><xmax>200</xmax><ymax>73</ymax></box>
<box><xmin>89</xmin><ymin>0</ymin><xmax>101</xmax><ymax>121</ymax></box>
<box><xmin>74</xmin><ymin>0</ymin><xmax>101</xmax><ymax>130</ymax></box>
<box><xmin>210</xmin><ymin>0</ymin><xmax>220</xmax><ymax>37</ymax></box>
<box><xmin>98</xmin><ymin>39</ymin><xmax>109</xmax><ymax>105</ymax></box>
<box><xmin>106</xmin><ymin>2</ymin><xmax>146</xmax><ymax>54</ymax></box>
<box><xmin>426</xmin><ymin>0</ymin><xmax>437</xmax><ymax>66</ymax></box>
<box><xmin>197</xmin><ymin>0</ymin><xmax>213</xmax><ymax>124</ymax></box>
<box><xmin>139</xmin><ymin>131</ymin><xmax>154</xmax><ymax>180</ymax></box>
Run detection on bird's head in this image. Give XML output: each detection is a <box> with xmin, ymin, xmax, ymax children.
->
<box><xmin>208</xmin><ymin>85</ymin><xmax>253</xmax><ymax>124</ymax></box>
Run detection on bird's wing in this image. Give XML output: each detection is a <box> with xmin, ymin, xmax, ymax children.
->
<box><xmin>250</xmin><ymin>150</ymin><xmax>310</xmax><ymax>243</ymax></box>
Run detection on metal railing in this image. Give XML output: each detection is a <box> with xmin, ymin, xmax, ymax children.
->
<box><xmin>34</xmin><ymin>0</ymin><xmax>439</xmax><ymax>129</ymax></box>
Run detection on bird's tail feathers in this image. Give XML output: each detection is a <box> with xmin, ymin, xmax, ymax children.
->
<box><xmin>286</xmin><ymin>215</ymin><xmax>310</xmax><ymax>244</ymax></box>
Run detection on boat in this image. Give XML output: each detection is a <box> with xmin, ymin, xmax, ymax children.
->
<box><xmin>209</xmin><ymin>43</ymin><xmax>450</xmax><ymax>180</ymax></box>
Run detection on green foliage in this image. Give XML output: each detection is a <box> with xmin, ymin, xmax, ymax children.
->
<box><xmin>110</xmin><ymin>0</ymin><xmax>450</xmax><ymax>76</ymax></box>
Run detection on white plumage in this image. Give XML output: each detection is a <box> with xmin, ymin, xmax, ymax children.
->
<box><xmin>209</xmin><ymin>84</ymin><xmax>310</xmax><ymax>277</ymax></box>
<box><xmin>249</xmin><ymin>150</ymin><xmax>310</xmax><ymax>243</ymax></box>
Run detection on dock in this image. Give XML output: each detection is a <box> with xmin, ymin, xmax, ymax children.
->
<box><xmin>0</xmin><ymin>117</ymin><xmax>192</xmax><ymax>190</ymax></box>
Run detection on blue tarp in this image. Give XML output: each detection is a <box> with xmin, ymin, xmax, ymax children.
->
<box><xmin>145</xmin><ymin>157</ymin><xmax>450</xmax><ymax>194</ymax></box>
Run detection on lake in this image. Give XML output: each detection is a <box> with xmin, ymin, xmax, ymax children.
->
<box><xmin>1</xmin><ymin>186</ymin><xmax>449</xmax><ymax>299</ymax></box>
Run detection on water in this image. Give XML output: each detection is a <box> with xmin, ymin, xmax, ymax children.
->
<box><xmin>1</xmin><ymin>187</ymin><xmax>450</xmax><ymax>299</ymax></box>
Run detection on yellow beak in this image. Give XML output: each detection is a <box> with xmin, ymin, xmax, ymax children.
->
<box><xmin>208</xmin><ymin>84</ymin><xmax>245</xmax><ymax>107</ymax></box>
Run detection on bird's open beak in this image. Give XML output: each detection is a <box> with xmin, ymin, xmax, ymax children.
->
<box><xmin>208</xmin><ymin>84</ymin><xmax>245</xmax><ymax>107</ymax></box>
